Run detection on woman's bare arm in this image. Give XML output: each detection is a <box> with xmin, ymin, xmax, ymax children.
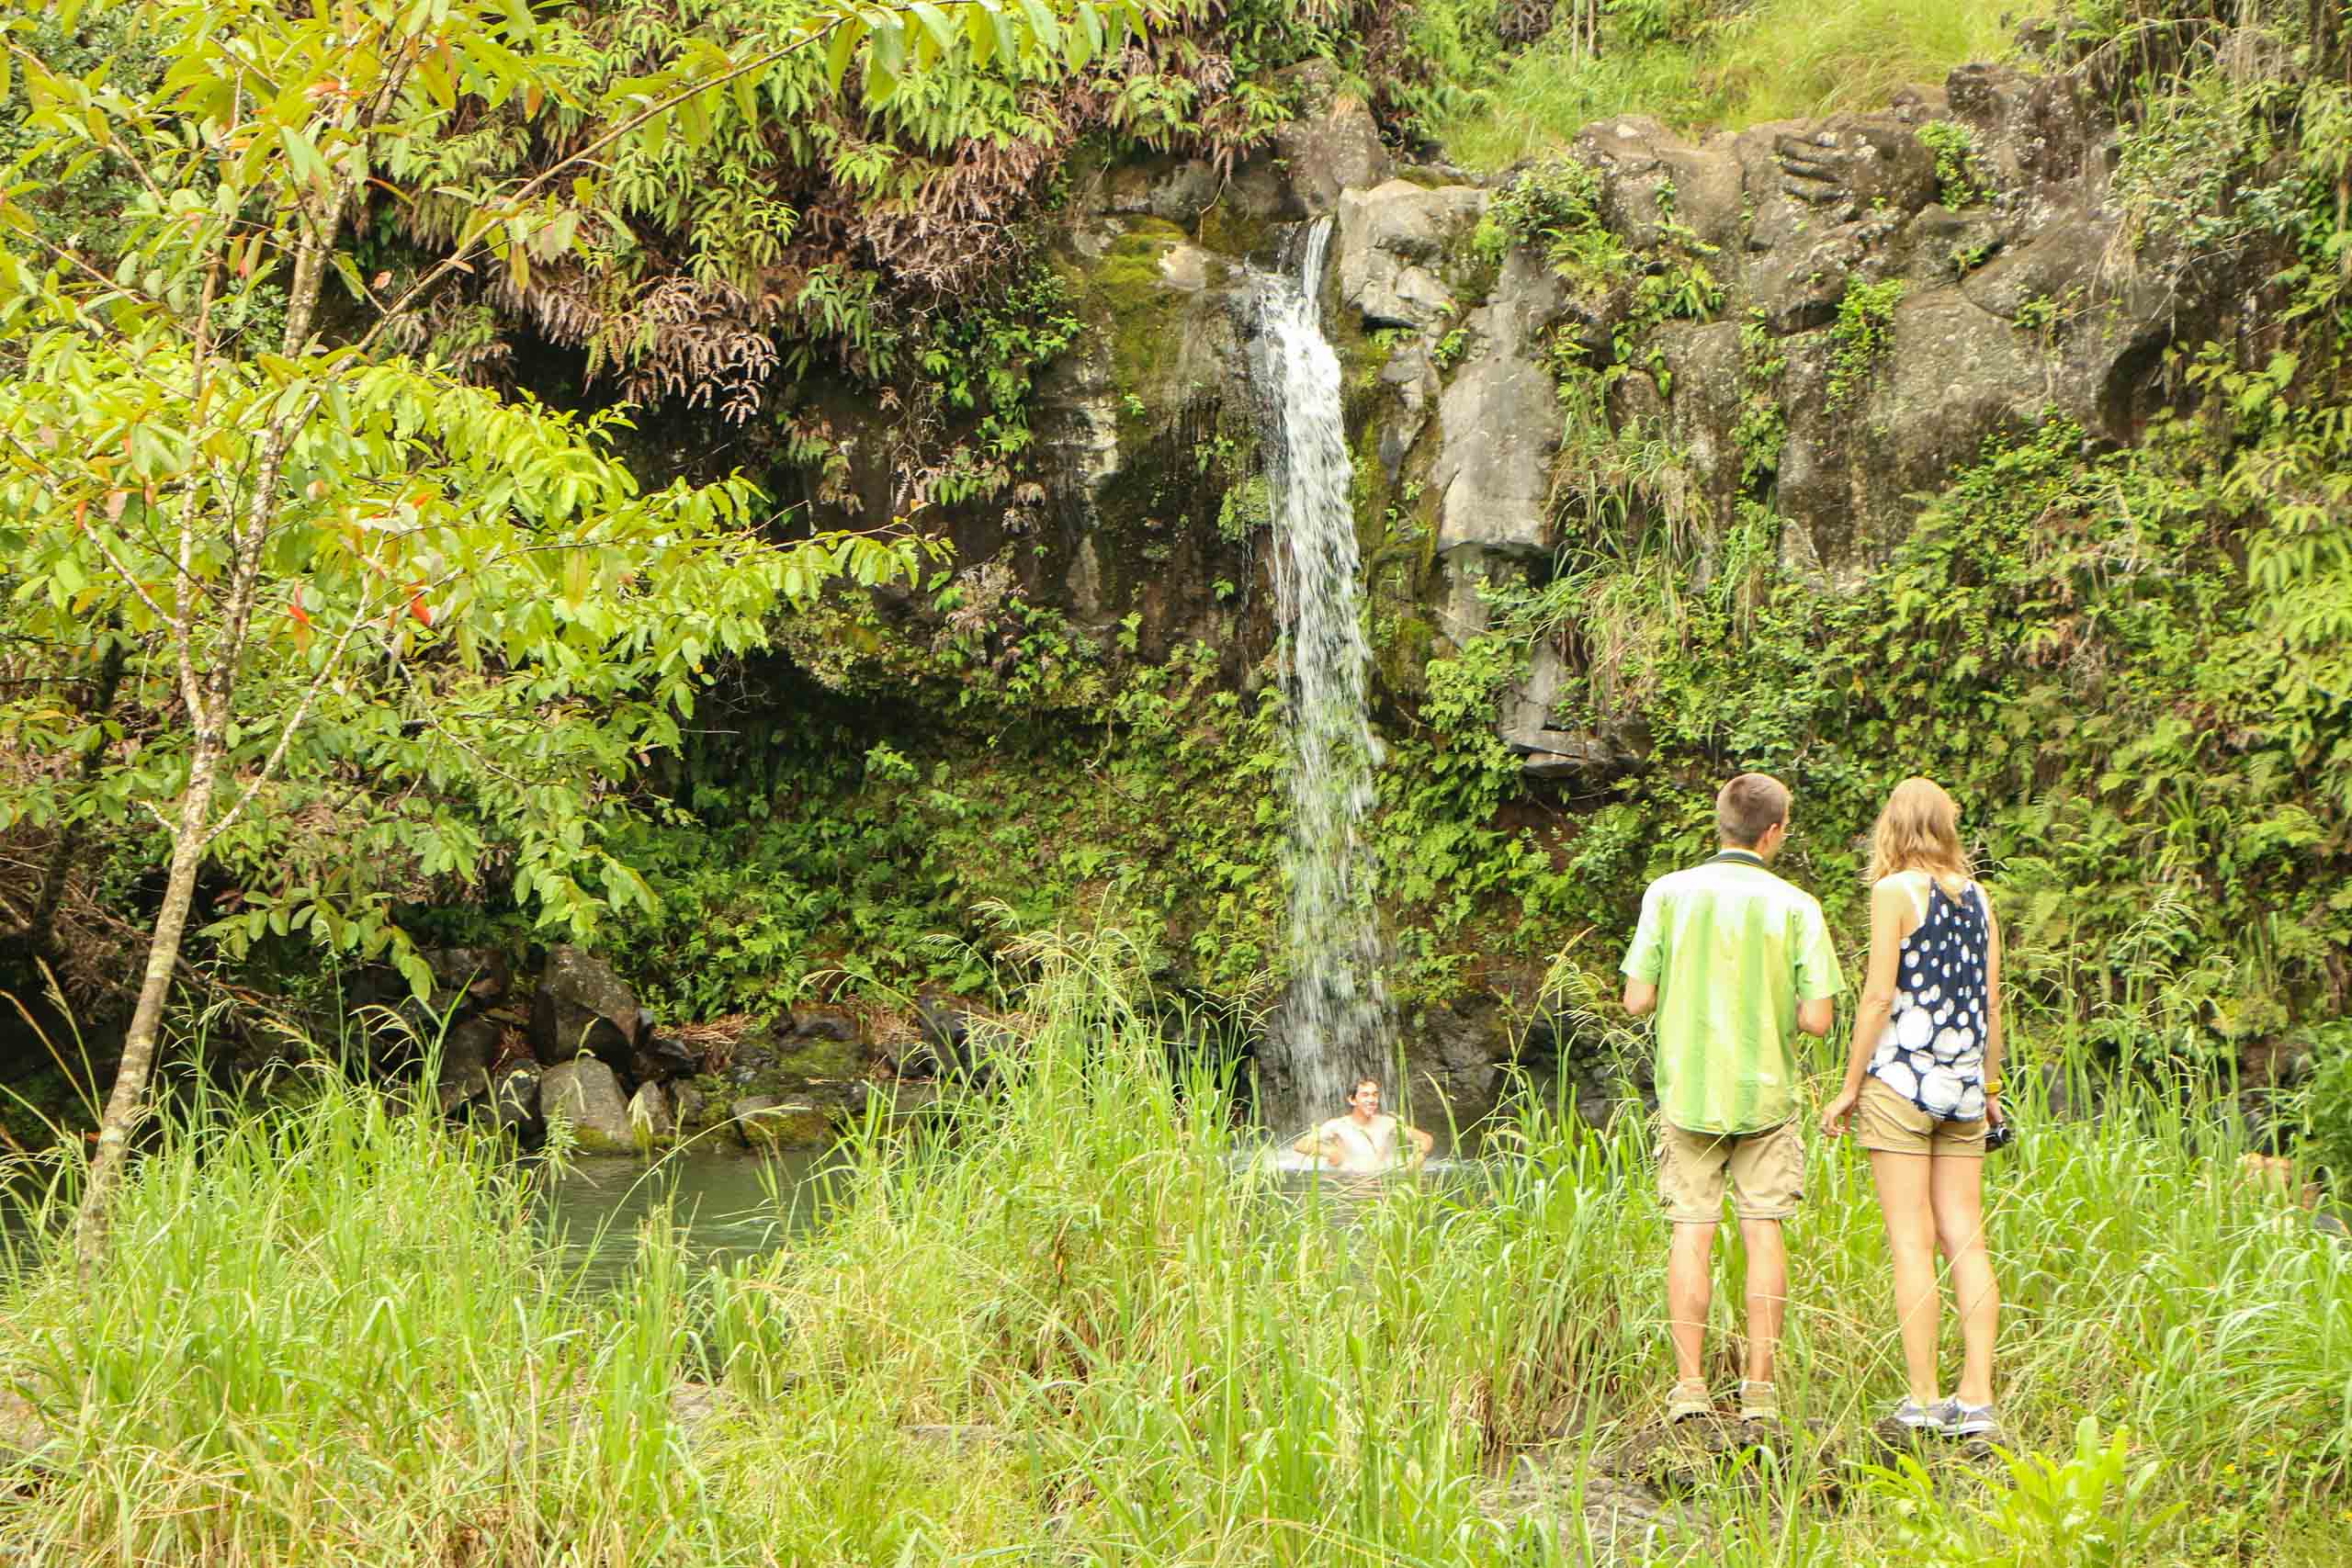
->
<box><xmin>1983</xmin><ymin>890</ymin><xmax>2005</xmax><ymax>1122</ymax></box>
<box><xmin>1821</xmin><ymin>880</ymin><xmax>1911</xmax><ymax>1134</ymax></box>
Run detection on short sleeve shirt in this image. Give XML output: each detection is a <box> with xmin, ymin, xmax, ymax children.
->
<box><xmin>1621</xmin><ymin>851</ymin><xmax>1845</xmax><ymax>1134</ymax></box>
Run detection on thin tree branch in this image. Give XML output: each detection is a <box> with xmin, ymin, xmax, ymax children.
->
<box><xmin>203</xmin><ymin>579</ymin><xmax>380</xmax><ymax>847</ymax></box>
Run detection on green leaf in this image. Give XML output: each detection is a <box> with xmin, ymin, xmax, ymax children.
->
<box><xmin>330</xmin><ymin>252</ymin><xmax>373</xmax><ymax>304</ymax></box>
<box><xmin>910</xmin><ymin>3</ymin><xmax>957</xmax><ymax>57</ymax></box>
<box><xmin>963</xmin><ymin>1</ymin><xmax>999</xmax><ymax>66</ymax></box>
<box><xmin>1067</xmin><ymin>3</ymin><xmax>1101</xmax><ymax>68</ymax></box>
<box><xmin>396</xmin><ymin>948</ymin><xmax>435</xmax><ymax>1002</ymax></box>
<box><xmin>1016</xmin><ymin>0</ymin><xmax>1061</xmax><ymax>58</ymax></box>
<box><xmin>824</xmin><ymin>17</ymin><xmax>865</xmax><ymax>95</ymax></box>
<box><xmin>279</xmin><ymin>124</ymin><xmax>329</xmax><ymax>190</ymax></box>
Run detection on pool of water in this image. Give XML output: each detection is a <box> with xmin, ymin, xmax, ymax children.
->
<box><xmin>537</xmin><ymin>1147</ymin><xmax>835</xmax><ymax>1289</ymax></box>
<box><xmin>534</xmin><ymin>1142</ymin><xmax>1492</xmax><ymax>1286</ymax></box>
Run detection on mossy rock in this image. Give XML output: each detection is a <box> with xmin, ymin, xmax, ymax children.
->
<box><xmin>1064</xmin><ymin>217</ymin><xmax>1197</xmax><ymax>440</ymax></box>
<box><xmin>730</xmin><ymin>1095</ymin><xmax>834</xmax><ymax>1150</ymax></box>
<box><xmin>763</xmin><ymin>1034</ymin><xmax>867</xmax><ymax>1082</ymax></box>
<box><xmin>1195</xmin><ymin>200</ymin><xmax>1275</xmax><ymax>262</ymax></box>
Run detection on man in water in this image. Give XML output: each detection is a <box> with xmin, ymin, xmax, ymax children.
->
<box><xmin>1293</xmin><ymin>1077</ymin><xmax>1434</xmax><ymax>1172</ymax></box>
<box><xmin>1622</xmin><ymin>773</ymin><xmax>1842</xmax><ymax>1427</ymax></box>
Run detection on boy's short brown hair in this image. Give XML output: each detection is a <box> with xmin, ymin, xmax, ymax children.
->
<box><xmin>1716</xmin><ymin>773</ymin><xmax>1791</xmax><ymax>847</ymax></box>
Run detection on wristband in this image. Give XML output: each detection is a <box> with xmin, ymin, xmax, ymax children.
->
<box><xmin>1984</xmin><ymin>1077</ymin><xmax>2003</xmax><ymax>1096</ymax></box>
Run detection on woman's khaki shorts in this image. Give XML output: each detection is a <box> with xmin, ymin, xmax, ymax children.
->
<box><xmin>1853</xmin><ymin>1077</ymin><xmax>1986</xmax><ymax>1158</ymax></box>
<box><xmin>1655</xmin><ymin>1118</ymin><xmax>1804</xmax><ymax>1223</ymax></box>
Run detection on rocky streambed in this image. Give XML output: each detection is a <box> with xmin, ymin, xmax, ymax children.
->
<box><xmin>415</xmin><ymin>943</ymin><xmax>986</xmax><ymax>1156</ymax></box>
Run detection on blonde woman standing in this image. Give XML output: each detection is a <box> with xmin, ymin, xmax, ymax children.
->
<box><xmin>1820</xmin><ymin>778</ymin><xmax>2005</xmax><ymax>1438</ymax></box>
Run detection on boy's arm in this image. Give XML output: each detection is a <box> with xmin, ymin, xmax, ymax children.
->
<box><xmin>1792</xmin><ymin>897</ymin><xmax>1844</xmax><ymax>1037</ymax></box>
<box><xmin>1621</xmin><ymin>884</ymin><xmax>1664</xmax><ymax>1015</ymax></box>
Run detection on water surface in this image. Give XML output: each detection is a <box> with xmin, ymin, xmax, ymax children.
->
<box><xmin>538</xmin><ymin>1147</ymin><xmax>833</xmax><ymax>1288</ymax></box>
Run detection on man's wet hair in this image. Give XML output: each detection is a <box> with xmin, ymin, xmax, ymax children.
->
<box><xmin>1353</xmin><ymin>1077</ymin><xmax>1381</xmax><ymax>1094</ymax></box>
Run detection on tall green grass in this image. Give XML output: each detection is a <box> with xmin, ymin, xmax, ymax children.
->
<box><xmin>0</xmin><ymin>929</ymin><xmax>2344</xmax><ymax>1563</ymax></box>
<box><xmin>1429</xmin><ymin>0</ymin><xmax>2043</xmax><ymax>172</ymax></box>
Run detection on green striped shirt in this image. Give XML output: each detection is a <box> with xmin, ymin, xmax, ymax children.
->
<box><xmin>1621</xmin><ymin>852</ymin><xmax>1844</xmax><ymax>1135</ymax></box>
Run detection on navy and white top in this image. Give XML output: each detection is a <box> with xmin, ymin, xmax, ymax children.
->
<box><xmin>1867</xmin><ymin>873</ymin><xmax>1990</xmax><ymax>1122</ymax></box>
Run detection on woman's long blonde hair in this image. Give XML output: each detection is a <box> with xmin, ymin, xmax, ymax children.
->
<box><xmin>1868</xmin><ymin>777</ymin><xmax>1972</xmax><ymax>886</ymax></box>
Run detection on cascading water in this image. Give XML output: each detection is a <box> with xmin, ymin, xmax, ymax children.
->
<box><xmin>1251</xmin><ymin>218</ymin><xmax>1396</xmax><ymax>1128</ymax></box>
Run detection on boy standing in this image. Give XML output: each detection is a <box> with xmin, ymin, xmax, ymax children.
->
<box><xmin>1621</xmin><ymin>773</ymin><xmax>1842</xmax><ymax>1425</ymax></box>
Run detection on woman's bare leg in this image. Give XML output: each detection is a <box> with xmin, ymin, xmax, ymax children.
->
<box><xmin>1930</xmin><ymin>1153</ymin><xmax>1998</xmax><ymax>1406</ymax></box>
<box><xmin>1868</xmin><ymin>1149</ymin><xmax>1939</xmax><ymax>1404</ymax></box>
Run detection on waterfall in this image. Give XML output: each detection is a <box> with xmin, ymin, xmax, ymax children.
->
<box><xmin>1251</xmin><ymin>218</ymin><xmax>1395</xmax><ymax>1129</ymax></box>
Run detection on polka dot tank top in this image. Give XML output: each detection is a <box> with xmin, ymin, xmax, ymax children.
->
<box><xmin>1867</xmin><ymin>875</ymin><xmax>1990</xmax><ymax>1122</ymax></box>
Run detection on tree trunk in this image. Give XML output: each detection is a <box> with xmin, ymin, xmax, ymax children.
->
<box><xmin>70</xmin><ymin>208</ymin><xmax>330</xmax><ymax>1276</ymax></box>
<box><xmin>73</xmin><ymin>726</ymin><xmax>223</xmax><ymax>1277</ymax></box>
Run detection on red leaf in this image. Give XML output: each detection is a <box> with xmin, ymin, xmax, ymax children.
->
<box><xmin>407</xmin><ymin>593</ymin><xmax>432</xmax><ymax>626</ymax></box>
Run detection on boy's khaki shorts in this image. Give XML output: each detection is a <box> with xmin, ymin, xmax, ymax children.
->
<box><xmin>1853</xmin><ymin>1077</ymin><xmax>1987</xmax><ymax>1158</ymax></box>
<box><xmin>1656</xmin><ymin>1118</ymin><xmax>1804</xmax><ymax>1223</ymax></box>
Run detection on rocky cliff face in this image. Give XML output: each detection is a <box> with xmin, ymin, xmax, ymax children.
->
<box><xmin>1008</xmin><ymin>60</ymin><xmax>2184</xmax><ymax>779</ymax></box>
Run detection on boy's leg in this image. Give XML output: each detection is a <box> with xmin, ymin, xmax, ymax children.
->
<box><xmin>1668</xmin><ymin>1221</ymin><xmax>1717</xmax><ymax>1384</ymax></box>
<box><xmin>1868</xmin><ymin>1148</ymin><xmax>1940</xmax><ymax>1404</ymax></box>
<box><xmin>1929</xmin><ymin>1152</ymin><xmax>1998</xmax><ymax>1407</ymax></box>
<box><xmin>1724</xmin><ymin>1121</ymin><xmax>1804</xmax><ymax>1388</ymax></box>
<box><xmin>1736</xmin><ymin>1216</ymin><xmax>1786</xmax><ymax>1384</ymax></box>
<box><xmin>1657</xmin><ymin>1122</ymin><xmax>1735</xmax><ymax>1391</ymax></box>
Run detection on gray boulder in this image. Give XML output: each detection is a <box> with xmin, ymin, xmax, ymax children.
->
<box><xmin>543</xmin><ymin>1057</ymin><xmax>634</xmax><ymax>1153</ymax></box>
<box><xmin>434</xmin><ymin>1016</ymin><xmax>501</xmax><ymax>1115</ymax></box>
<box><xmin>789</xmin><ymin>1004</ymin><xmax>858</xmax><ymax>1043</ymax></box>
<box><xmin>632</xmin><ymin>1031</ymin><xmax>701</xmax><ymax>1083</ymax></box>
<box><xmin>1431</xmin><ymin>247</ymin><xmax>1568</xmax><ymax>566</ymax></box>
<box><xmin>420</xmin><ymin>946</ymin><xmax>509</xmax><ymax>1014</ymax></box>
<box><xmin>1261</xmin><ymin>64</ymin><xmax>1390</xmax><ymax>219</ymax></box>
<box><xmin>1335</xmin><ymin>180</ymin><xmax>1487</xmax><ymax>331</ymax></box>
<box><xmin>530</xmin><ymin>945</ymin><xmax>641</xmax><ymax>1067</ymax></box>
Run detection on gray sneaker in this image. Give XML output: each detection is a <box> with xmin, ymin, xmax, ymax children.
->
<box><xmin>1933</xmin><ymin>1398</ymin><xmax>2003</xmax><ymax>1440</ymax></box>
<box><xmin>1888</xmin><ymin>1397</ymin><xmax>1941</xmax><ymax>1431</ymax></box>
